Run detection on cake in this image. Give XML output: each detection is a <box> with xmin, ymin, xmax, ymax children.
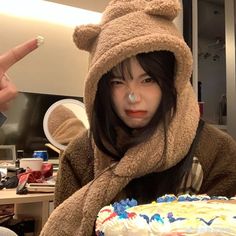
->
<box><xmin>96</xmin><ymin>194</ymin><xmax>236</xmax><ymax>235</ymax></box>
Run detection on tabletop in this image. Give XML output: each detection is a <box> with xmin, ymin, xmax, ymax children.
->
<box><xmin>0</xmin><ymin>188</ymin><xmax>54</xmax><ymax>205</ymax></box>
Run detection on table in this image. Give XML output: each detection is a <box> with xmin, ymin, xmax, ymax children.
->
<box><xmin>0</xmin><ymin>188</ymin><xmax>54</xmax><ymax>236</ymax></box>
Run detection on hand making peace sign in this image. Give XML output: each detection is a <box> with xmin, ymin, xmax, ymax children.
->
<box><xmin>0</xmin><ymin>37</ymin><xmax>43</xmax><ymax>111</ymax></box>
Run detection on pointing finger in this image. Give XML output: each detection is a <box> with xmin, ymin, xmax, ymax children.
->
<box><xmin>0</xmin><ymin>36</ymin><xmax>44</xmax><ymax>74</ymax></box>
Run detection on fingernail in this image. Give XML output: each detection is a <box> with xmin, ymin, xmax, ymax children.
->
<box><xmin>36</xmin><ymin>36</ymin><xmax>44</xmax><ymax>47</ymax></box>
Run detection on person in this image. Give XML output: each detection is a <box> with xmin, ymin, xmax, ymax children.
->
<box><xmin>0</xmin><ymin>37</ymin><xmax>42</xmax><ymax>112</ymax></box>
<box><xmin>40</xmin><ymin>0</ymin><xmax>236</xmax><ymax>235</ymax></box>
<box><xmin>0</xmin><ymin>38</ymin><xmax>42</xmax><ymax>235</ymax></box>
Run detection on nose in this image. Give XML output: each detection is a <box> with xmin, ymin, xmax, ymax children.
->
<box><xmin>127</xmin><ymin>89</ymin><xmax>141</xmax><ymax>103</ymax></box>
<box><xmin>126</xmin><ymin>81</ymin><xmax>141</xmax><ymax>103</ymax></box>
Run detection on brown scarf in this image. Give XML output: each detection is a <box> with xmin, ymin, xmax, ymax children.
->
<box><xmin>78</xmin><ymin>82</ymin><xmax>199</xmax><ymax>235</ymax></box>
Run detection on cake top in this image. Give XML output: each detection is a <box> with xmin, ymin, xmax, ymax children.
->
<box><xmin>96</xmin><ymin>194</ymin><xmax>236</xmax><ymax>235</ymax></box>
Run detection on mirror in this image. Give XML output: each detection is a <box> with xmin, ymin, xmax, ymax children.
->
<box><xmin>43</xmin><ymin>99</ymin><xmax>89</xmax><ymax>151</ymax></box>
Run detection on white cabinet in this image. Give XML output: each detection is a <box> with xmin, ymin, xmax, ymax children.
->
<box><xmin>0</xmin><ymin>189</ymin><xmax>54</xmax><ymax>236</ymax></box>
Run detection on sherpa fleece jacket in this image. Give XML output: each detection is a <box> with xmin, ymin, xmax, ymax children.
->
<box><xmin>40</xmin><ymin>123</ymin><xmax>236</xmax><ymax>236</ymax></box>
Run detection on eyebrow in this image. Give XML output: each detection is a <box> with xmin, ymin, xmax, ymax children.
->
<box><xmin>138</xmin><ymin>72</ymin><xmax>149</xmax><ymax>78</ymax></box>
<box><xmin>111</xmin><ymin>72</ymin><xmax>149</xmax><ymax>80</ymax></box>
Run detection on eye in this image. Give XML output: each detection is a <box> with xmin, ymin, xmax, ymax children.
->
<box><xmin>110</xmin><ymin>78</ymin><xmax>124</xmax><ymax>86</ymax></box>
<box><xmin>142</xmin><ymin>77</ymin><xmax>156</xmax><ymax>83</ymax></box>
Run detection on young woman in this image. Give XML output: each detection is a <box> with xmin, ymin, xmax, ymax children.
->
<box><xmin>40</xmin><ymin>1</ymin><xmax>236</xmax><ymax>235</ymax></box>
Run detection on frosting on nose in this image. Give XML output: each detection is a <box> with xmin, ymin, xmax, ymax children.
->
<box><xmin>128</xmin><ymin>92</ymin><xmax>136</xmax><ymax>103</ymax></box>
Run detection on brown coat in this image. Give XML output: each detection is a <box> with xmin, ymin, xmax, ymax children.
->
<box><xmin>40</xmin><ymin>123</ymin><xmax>236</xmax><ymax>236</ymax></box>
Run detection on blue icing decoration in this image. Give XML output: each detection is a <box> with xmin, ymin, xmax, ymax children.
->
<box><xmin>120</xmin><ymin>199</ymin><xmax>129</xmax><ymax>206</ymax></box>
<box><xmin>157</xmin><ymin>195</ymin><xmax>176</xmax><ymax>203</ymax></box>
<box><xmin>128</xmin><ymin>198</ymin><xmax>138</xmax><ymax>207</ymax></box>
<box><xmin>191</xmin><ymin>197</ymin><xmax>200</xmax><ymax>201</ymax></box>
<box><xmin>151</xmin><ymin>214</ymin><xmax>164</xmax><ymax>224</ymax></box>
<box><xmin>140</xmin><ymin>214</ymin><xmax>149</xmax><ymax>223</ymax></box>
<box><xmin>186</xmin><ymin>195</ymin><xmax>194</xmax><ymax>201</ymax></box>
<box><xmin>113</xmin><ymin>203</ymin><xmax>126</xmax><ymax>214</ymax></box>
<box><xmin>98</xmin><ymin>232</ymin><xmax>104</xmax><ymax>236</ymax></box>
<box><xmin>165</xmin><ymin>195</ymin><xmax>176</xmax><ymax>202</ymax></box>
<box><xmin>112</xmin><ymin>198</ymin><xmax>138</xmax><ymax>216</ymax></box>
<box><xmin>167</xmin><ymin>212</ymin><xmax>185</xmax><ymax>223</ymax></box>
<box><xmin>114</xmin><ymin>207</ymin><xmax>124</xmax><ymax>215</ymax></box>
<box><xmin>156</xmin><ymin>196</ymin><xmax>165</xmax><ymax>203</ymax></box>
<box><xmin>168</xmin><ymin>217</ymin><xmax>175</xmax><ymax>223</ymax></box>
<box><xmin>177</xmin><ymin>194</ymin><xmax>214</xmax><ymax>202</ymax></box>
<box><xmin>174</xmin><ymin>217</ymin><xmax>185</xmax><ymax>222</ymax></box>
<box><xmin>119</xmin><ymin>211</ymin><xmax>129</xmax><ymax>219</ymax></box>
<box><xmin>167</xmin><ymin>212</ymin><xmax>173</xmax><ymax>218</ymax></box>
<box><xmin>177</xmin><ymin>194</ymin><xmax>199</xmax><ymax>202</ymax></box>
<box><xmin>178</xmin><ymin>196</ymin><xmax>187</xmax><ymax>202</ymax></box>
<box><xmin>198</xmin><ymin>217</ymin><xmax>218</xmax><ymax>226</ymax></box>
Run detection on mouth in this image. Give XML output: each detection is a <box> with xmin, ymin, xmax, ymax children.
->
<box><xmin>125</xmin><ymin>110</ymin><xmax>147</xmax><ymax>118</ymax></box>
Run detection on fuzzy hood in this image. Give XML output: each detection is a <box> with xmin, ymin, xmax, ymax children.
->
<box><xmin>73</xmin><ymin>0</ymin><xmax>200</xmax><ymax>173</ymax></box>
<box><xmin>73</xmin><ymin>0</ymin><xmax>194</xmax><ymax>123</ymax></box>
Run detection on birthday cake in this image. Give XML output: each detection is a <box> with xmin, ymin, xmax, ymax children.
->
<box><xmin>96</xmin><ymin>195</ymin><xmax>236</xmax><ymax>235</ymax></box>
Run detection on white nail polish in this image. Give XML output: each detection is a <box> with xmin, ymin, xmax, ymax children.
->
<box><xmin>36</xmin><ymin>35</ymin><xmax>44</xmax><ymax>47</ymax></box>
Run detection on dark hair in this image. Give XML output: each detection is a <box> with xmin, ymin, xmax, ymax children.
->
<box><xmin>91</xmin><ymin>51</ymin><xmax>176</xmax><ymax>160</ymax></box>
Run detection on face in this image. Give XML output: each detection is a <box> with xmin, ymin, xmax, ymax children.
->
<box><xmin>110</xmin><ymin>57</ymin><xmax>162</xmax><ymax>129</ymax></box>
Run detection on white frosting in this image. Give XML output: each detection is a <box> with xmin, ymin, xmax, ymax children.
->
<box><xmin>95</xmin><ymin>206</ymin><xmax>114</xmax><ymax>230</ymax></box>
<box><xmin>124</xmin><ymin>217</ymin><xmax>150</xmax><ymax>236</ymax></box>
<box><xmin>149</xmin><ymin>220</ymin><xmax>171</xmax><ymax>234</ymax></box>
<box><xmin>96</xmin><ymin>198</ymin><xmax>236</xmax><ymax>235</ymax></box>
<box><xmin>101</xmin><ymin>218</ymin><xmax>126</xmax><ymax>236</ymax></box>
<box><xmin>36</xmin><ymin>35</ymin><xmax>44</xmax><ymax>47</ymax></box>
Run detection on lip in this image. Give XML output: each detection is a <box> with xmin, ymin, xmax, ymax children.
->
<box><xmin>125</xmin><ymin>110</ymin><xmax>147</xmax><ymax>118</ymax></box>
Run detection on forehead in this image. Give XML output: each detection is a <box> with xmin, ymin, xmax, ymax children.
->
<box><xmin>111</xmin><ymin>56</ymin><xmax>146</xmax><ymax>79</ymax></box>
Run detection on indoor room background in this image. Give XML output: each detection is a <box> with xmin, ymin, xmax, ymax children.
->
<box><xmin>0</xmin><ymin>0</ymin><xmax>235</xmax><ymax>160</ymax></box>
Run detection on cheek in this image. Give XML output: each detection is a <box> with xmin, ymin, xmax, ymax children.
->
<box><xmin>152</xmin><ymin>88</ymin><xmax>162</xmax><ymax>109</ymax></box>
<box><xmin>157</xmin><ymin>91</ymin><xmax>162</xmax><ymax>104</ymax></box>
<box><xmin>111</xmin><ymin>90</ymin><xmax>123</xmax><ymax>111</ymax></box>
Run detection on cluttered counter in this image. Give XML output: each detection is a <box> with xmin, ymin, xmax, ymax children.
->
<box><xmin>0</xmin><ymin>157</ymin><xmax>56</xmax><ymax>236</ymax></box>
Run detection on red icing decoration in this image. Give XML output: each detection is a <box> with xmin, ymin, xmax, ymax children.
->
<box><xmin>128</xmin><ymin>212</ymin><xmax>137</xmax><ymax>218</ymax></box>
<box><xmin>100</xmin><ymin>209</ymin><xmax>112</xmax><ymax>213</ymax></box>
<box><xmin>102</xmin><ymin>212</ymin><xmax>117</xmax><ymax>224</ymax></box>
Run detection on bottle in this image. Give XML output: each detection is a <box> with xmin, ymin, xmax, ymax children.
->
<box><xmin>33</xmin><ymin>150</ymin><xmax>49</xmax><ymax>161</ymax></box>
<box><xmin>17</xmin><ymin>150</ymin><xmax>24</xmax><ymax>159</ymax></box>
<box><xmin>16</xmin><ymin>150</ymin><xmax>24</xmax><ymax>168</ymax></box>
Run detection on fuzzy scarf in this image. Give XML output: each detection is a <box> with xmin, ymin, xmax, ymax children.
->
<box><xmin>40</xmin><ymin>82</ymin><xmax>199</xmax><ymax>236</ymax></box>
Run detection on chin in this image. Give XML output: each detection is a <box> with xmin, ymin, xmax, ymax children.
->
<box><xmin>126</xmin><ymin>122</ymin><xmax>148</xmax><ymax>129</ymax></box>
<box><xmin>121</xmin><ymin>116</ymin><xmax>150</xmax><ymax>129</ymax></box>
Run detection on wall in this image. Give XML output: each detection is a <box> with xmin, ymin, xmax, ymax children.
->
<box><xmin>197</xmin><ymin>0</ymin><xmax>226</xmax><ymax>124</ymax></box>
<box><xmin>198</xmin><ymin>38</ymin><xmax>226</xmax><ymax>124</ymax></box>
<box><xmin>46</xmin><ymin>0</ymin><xmax>110</xmax><ymax>12</ymax></box>
<box><xmin>0</xmin><ymin>1</ymin><xmax>183</xmax><ymax>97</ymax></box>
<box><xmin>0</xmin><ymin>14</ymin><xmax>89</xmax><ymax>96</ymax></box>
<box><xmin>0</xmin><ymin>2</ymin><xmax>101</xmax><ymax>96</ymax></box>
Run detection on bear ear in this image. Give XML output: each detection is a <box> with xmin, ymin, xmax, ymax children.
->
<box><xmin>145</xmin><ymin>0</ymin><xmax>181</xmax><ymax>21</ymax></box>
<box><xmin>73</xmin><ymin>24</ymin><xmax>101</xmax><ymax>52</ymax></box>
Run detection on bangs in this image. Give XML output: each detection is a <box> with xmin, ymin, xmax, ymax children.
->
<box><xmin>109</xmin><ymin>57</ymin><xmax>134</xmax><ymax>81</ymax></box>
